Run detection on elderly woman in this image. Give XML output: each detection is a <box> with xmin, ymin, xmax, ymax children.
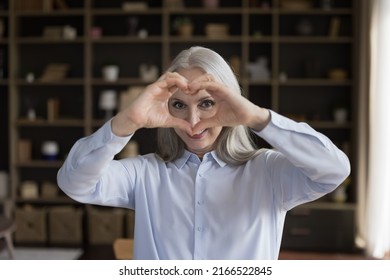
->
<box><xmin>57</xmin><ymin>46</ymin><xmax>350</xmax><ymax>260</ymax></box>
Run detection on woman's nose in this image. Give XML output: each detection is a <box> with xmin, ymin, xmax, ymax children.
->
<box><xmin>187</xmin><ymin>108</ymin><xmax>201</xmax><ymax>126</ymax></box>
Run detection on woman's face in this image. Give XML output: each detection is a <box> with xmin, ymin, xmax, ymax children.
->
<box><xmin>169</xmin><ymin>68</ymin><xmax>223</xmax><ymax>159</ymax></box>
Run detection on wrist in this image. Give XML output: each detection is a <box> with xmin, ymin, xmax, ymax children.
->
<box><xmin>111</xmin><ymin>111</ymin><xmax>142</xmax><ymax>137</ymax></box>
<box><xmin>248</xmin><ymin>107</ymin><xmax>271</xmax><ymax>132</ymax></box>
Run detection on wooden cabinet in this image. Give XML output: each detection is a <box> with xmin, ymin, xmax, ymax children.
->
<box><xmin>282</xmin><ymin>202</ymin><xmax>356</xmax><ymax>252</ymax></box>
<box><xmin>5</xmin><ymin>0</ymin><xmax>358</xmax><ymax>248</ymax></box>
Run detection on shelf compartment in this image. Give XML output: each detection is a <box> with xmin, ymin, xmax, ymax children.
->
<box><xmin>279</xmin><ymin>43</ymin><xmax>352</xmax><ymax>79</ymax></box>
<box><xmin>91</xmin><ymin>14</ymin><xmax>162</xmax><ymax>37</ymax></box>
<box><xmin>169</xmin><ymin>42</ymin><xmax>242</xmax><ymax>64</ymax></box>
<box><xmin>92</xmin><ymin>43</ymin><xmax>162</xmax><ymax>79</ymax></box>
<box><xmin>18</xmin><ymin>44</ymin><xmax>85</xmax><ymax>79</ymax></box>
<box><xmin>17</xmin><ymin>15</ymin><xmax>85</xmax><ymax>38</ymax></box>
<box><xmin>279</xmin><ymin>14</ymin><xmax>353</xmax><ymax>37</ymax></box>
<box><xmin>170</xmin><ymin>14</ymin><xmax>242</xmax><ymax>37</ymax></box>
<box><xmin>17</xmin><ymin>126</ymin><xmax>84</xmax><ymax>162</ymax></box>
<box><xmin>279</xmin><ymin>86</ymin><xmax>351</xmax><ymax>123</ymax></box>
<box><xmin>17</xmin><ymin>86</ymin><xmax>85</xmax><ymax>122</ymax></box>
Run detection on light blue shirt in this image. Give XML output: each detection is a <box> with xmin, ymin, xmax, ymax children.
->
<box><xmin>57</xmin><ymin>111</ymin><xmax>350</xmax><ymax>260</ymax></box>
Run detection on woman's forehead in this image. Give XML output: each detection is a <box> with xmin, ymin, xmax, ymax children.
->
<box><xmin>177</xmin><ymin>67</ymin><xmax>205</xmax><ymax>81</ymax></box>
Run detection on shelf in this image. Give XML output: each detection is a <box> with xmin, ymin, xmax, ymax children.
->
<box><xmin>16</xmin><ymin>119</ymin><xmax>84</xmax><ymax>127</ymax></box>
<box><xmin>91</xmin><ymin>36</ymin><xmax>163</xmax><ymax>43</ymax></box>
<box><xmin>15</xmin><ymin>9</ymin><xmax>85</xmax><ymax>17</ymax></box>
<box><xmin>16</xmin><ymin>37</ymin><xmax>85</xmax><ymax>44</ymax></box>
<box><xmin>306</xmin><ymin>121</ymin><xmax>352</xmax><ymax>129</ymax></box>
<box><xmin>15</xmin><ymin>197</ymin><xmax>78</xmax><ymax>204</ymax></box>
<box><xmin>16</xmin><ymin>160</ymin><xmax>64</xmax><ymax>168</ymax></box>
<box><xmin>278</xmin><ymin>8</ymin><xmax>353</xmax><ymax>15</ymax></box>
<box><xmin>5</xmin><ymin>0</ymin><xmax>358</xmax><ymax>248</ymax></box>
<box><xmin>298</xmin><ymin>201</ymin><xmax>356</xmax><ymax>211</ymax></box>
<box><xmin>167</xmin><ymin>7</ymin><xmax>243</xmax><ymax>14</ymax></box>
<box><xmin>169</xmin><ymin>36</ymin><xmax>243</xmax><ymax>43</ymax></box>
<box><xmin>92</xmin><ymin>78</ymin><xmax>148</xmax><ymax>85</ymax></box>
<box><xmin>278</xmin><ymin>37</ymin><xmax>353</xmax><ymax>43</ymax></box>
<box><xmin>91</xmin><ymin>8</ymin><xmax>163</xmax><ymax>15</ymax></box>
<box><xmin>279</xmin><ymin>79</ymin><xmax>352</xmax><ymax>86</ymax></box>
<box><xmin>16</xmin><ymin>79</ymin><xmax>85</xmax><ymax>86</ymax></box>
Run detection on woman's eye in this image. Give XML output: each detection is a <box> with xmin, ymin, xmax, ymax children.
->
<box><xmin>172</xmin><ymin>101</ymin><xmax>186</xmax><ymax>109</ymax></box>
<box><xmin>200</xmin><ymin>100</ymin><xmax>215</xmax><ymax>109</ymax></box>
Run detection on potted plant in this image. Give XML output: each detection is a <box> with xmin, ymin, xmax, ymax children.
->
<box><xmin>172</xmin><ymin>16</ymin><xmax>193</xmax><ymax>37</ymax></box>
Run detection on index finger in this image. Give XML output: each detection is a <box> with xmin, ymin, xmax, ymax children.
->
<box><xmin>157</xmin><ymin>72</ymin><xmax>189</xmax><ymax>94</ymax></box>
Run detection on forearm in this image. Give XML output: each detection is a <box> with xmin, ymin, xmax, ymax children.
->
<box><xmin>57</xmin><ymin>120</ymin><xmax>132</xmax><ymax>200</ymax></box>
<box><xmin>111</xmin><ymin>109</ymin><xmax>142</xmax><ymax>137</ymax></box>
<box><xmin>255</xmin><ymin>110</ymin><xmax>350</xmax><ymax>186</ymax></box>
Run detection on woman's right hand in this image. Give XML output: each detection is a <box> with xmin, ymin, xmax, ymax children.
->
<box><xmin>111</xmin><ymin>72</ymin><xmax>193</xmax><ymax>137</ymax></box>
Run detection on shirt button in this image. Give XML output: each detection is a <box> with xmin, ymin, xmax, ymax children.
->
<box><xmin>197</xmin><ymin>200</ymin><xmax>204</xmax><ymax>205</ymax></box>
<box><xmin>197</xmin><ymin>227</ymin><xmax>203</xmax><ymax>232</ymax></box>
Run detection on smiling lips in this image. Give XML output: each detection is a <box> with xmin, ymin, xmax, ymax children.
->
<box><xmin>188</xmin><ymin>129</ymin><xmax>207</xmax><ymax>139</ymax></box>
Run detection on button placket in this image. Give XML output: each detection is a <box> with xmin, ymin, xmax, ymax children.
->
<box><xmin>193</xmin><ymin>160</ymin><xmax>210</xmax><ymax>259</ymax></box>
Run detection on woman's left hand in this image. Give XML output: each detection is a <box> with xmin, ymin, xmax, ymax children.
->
<box><xmin>187</xmin><ymin>74</ymin><xmax>271</xmax><ymax>133</ymax></box>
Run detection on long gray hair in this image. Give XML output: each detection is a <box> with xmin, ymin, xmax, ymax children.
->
<box><xmin>156</xmin><ymin>46</ymin><xmax>261</xmax><ymax>165</ymax></box>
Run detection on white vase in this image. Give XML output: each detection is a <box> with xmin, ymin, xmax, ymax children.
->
<box><xmin>99</xmin><ymin>90</ymin><xmax>117</xmax><ymax>120</ymax></box>
<box><xmin>102</xmin><ymin>65</ymin><xmax>119</xmax><ymax>82</ymax></box>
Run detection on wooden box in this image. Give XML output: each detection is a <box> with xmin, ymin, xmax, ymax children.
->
<box><xmin>87</xmin><ymin>207</ymin><xmax>125</xmax><ymax>244</ymax></box>
<box><xmin>48</xmin><ymin>206</ymin><xmax>83</xmax><ymax>245</ymax></box>
<box><xmin>205</xmin><ymin>23</ymin><xmax>229</xmax><ymax>38</ymax></box>
<box><xmin>15</xmin><ymin>206</ymin><xmax>47</xmax><ymax>243</ymax></box>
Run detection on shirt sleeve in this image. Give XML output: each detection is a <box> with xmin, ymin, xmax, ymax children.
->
<box><xmin>254</xmin><ymin>110</ymin><xmax>351</xmax><ymax>210</ymax></box>
<box><xmin>57</xmin><ymin>120</ymin><xmax>137</xmax><ymax>207</ymax></box>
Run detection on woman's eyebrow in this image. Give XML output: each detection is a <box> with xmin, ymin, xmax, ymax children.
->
<box><xmin>169</xmin><ymin>97</ymin><xmax>186</xmax><ymax>104</ymax></box>
<box><xmin>169</xmin><ymin>94</ymin><xmax>213</xmax><ymax>104</ymax></box>
<box><xmin>197</xmin><ymin>95</ymin><xmax>214</xmax><ymax>102</ymax></box>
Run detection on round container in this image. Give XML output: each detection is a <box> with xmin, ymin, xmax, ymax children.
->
<box><xmin>41</xmin><ymin>141</ymin><xmax>59</xmax><ymax>160</ymax></box>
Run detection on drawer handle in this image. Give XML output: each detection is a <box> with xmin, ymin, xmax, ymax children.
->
<box><xmin>290</xmin><ymin>228</ymin><xmax>311</xmax><ymax>236</ymax></box>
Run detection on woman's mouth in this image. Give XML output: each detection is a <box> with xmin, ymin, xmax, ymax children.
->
<box><xmin>189</xmin><ymin>129</ymin><xmax>206</xmax><ymax>139</ymax></box>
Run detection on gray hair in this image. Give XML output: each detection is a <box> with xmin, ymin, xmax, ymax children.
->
<box><xmin>156</xmin><ymin>46</ymin><xmax>261</xmax><ymax>165</ymax></box>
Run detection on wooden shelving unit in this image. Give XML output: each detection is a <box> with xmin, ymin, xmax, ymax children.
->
<box><xmin>0</xmin><ymin>0</ymin><xmax>10</xmax><ymax>217</ymax></box>
<box><xmin>3</xmin><ymin>0</ymin><xmax>358</xmax><ymax>250</ymax></box>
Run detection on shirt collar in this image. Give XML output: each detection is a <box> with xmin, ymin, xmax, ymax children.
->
<box><xmin>173</xmin><ymin>150</ymin><xmax>227</xmax><ymax>169</ymax></box>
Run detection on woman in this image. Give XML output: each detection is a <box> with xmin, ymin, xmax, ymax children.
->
<box><xmin>57</xmin><ymin>46</ymin><xmax>350</xmax><ymax>259</ymax></box>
